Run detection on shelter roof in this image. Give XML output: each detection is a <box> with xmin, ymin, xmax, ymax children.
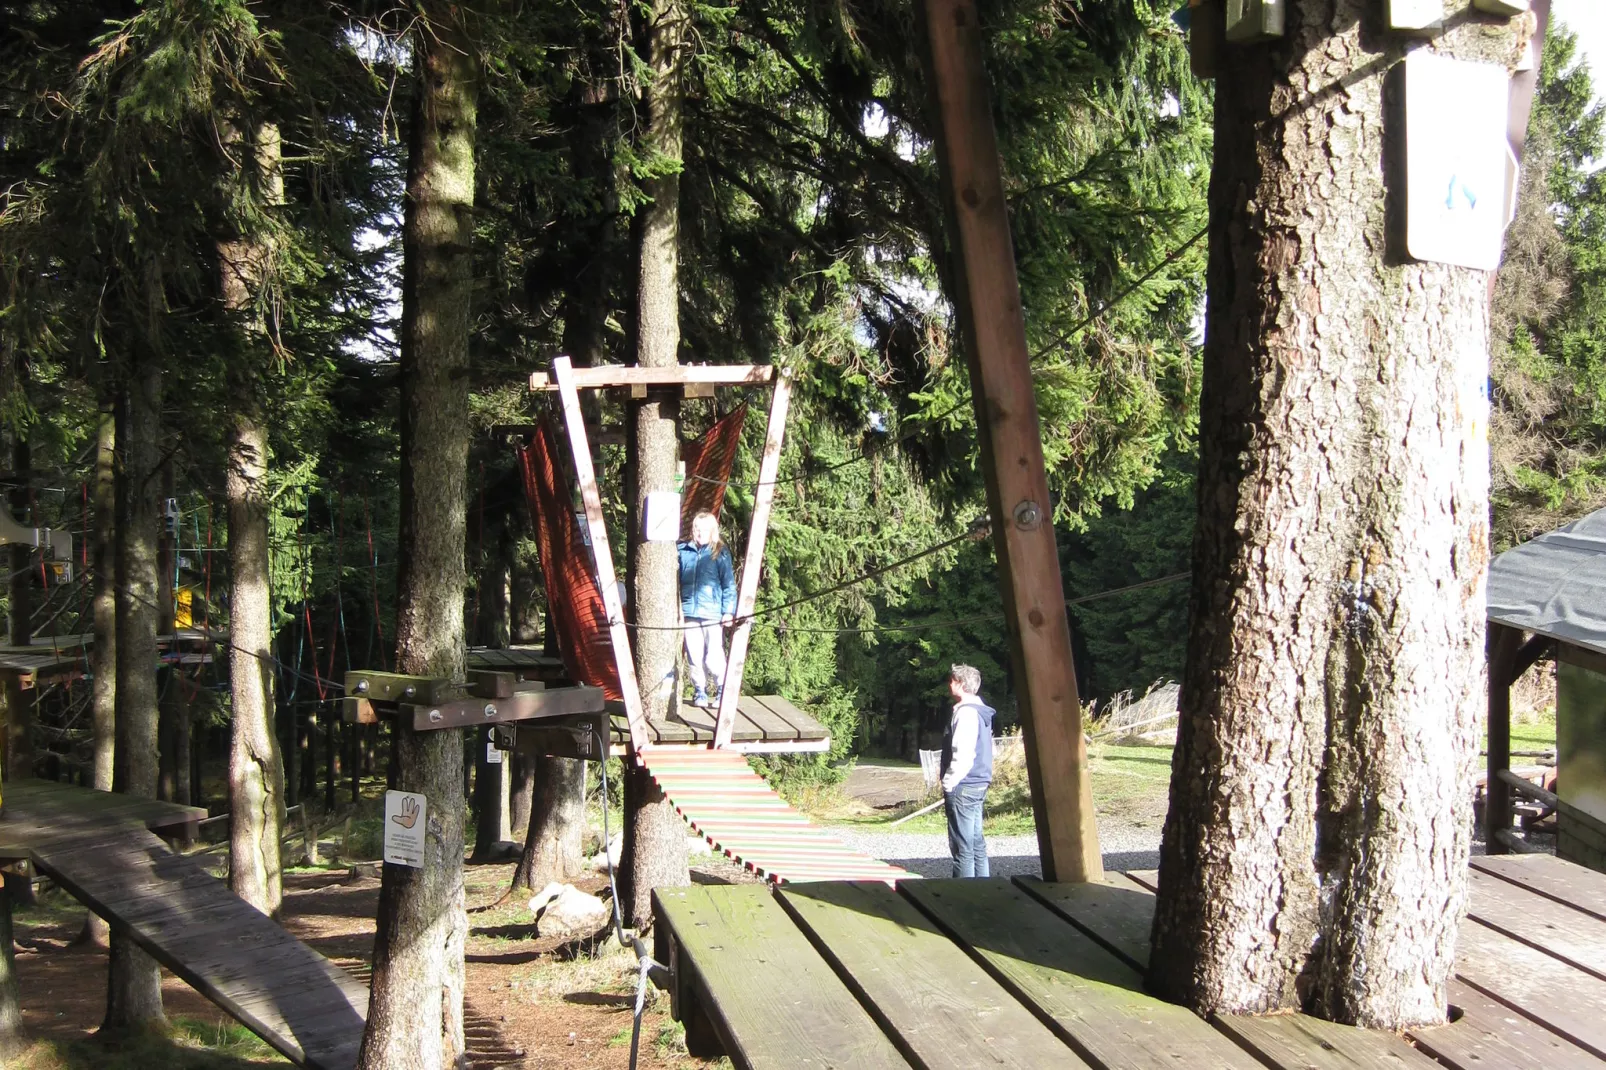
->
<box><xmin>1488</xmin><ymin>507</ymin><xmax>1606</xmax><ymax>655</ymax></box>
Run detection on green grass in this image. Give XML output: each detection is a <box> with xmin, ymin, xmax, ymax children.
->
<box><xmin>8</xmin><ymin>1017</ymin><xmax>287</xmax><ymax>1069</ymax></box>
<box><xmin>1511</xmin><ymin>711</ymin><xmax>1557</xmax><ymax>753</ymax></box>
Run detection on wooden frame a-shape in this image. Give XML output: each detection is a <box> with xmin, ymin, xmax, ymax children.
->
<box><xmin>543</xmin><ymin>355</ymin><xmax>791</xmax><ymax>755</ymax></box>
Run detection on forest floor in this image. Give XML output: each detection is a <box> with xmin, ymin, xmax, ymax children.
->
<box><xmin>6</xmin><ymin>855</ymin><xmax>743</xmax><ymax>1070</ymax></box>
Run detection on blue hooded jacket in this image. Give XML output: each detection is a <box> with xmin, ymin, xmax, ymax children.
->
<box><xmin>678</xmin><ymin>541</ymin><xmax>736</xmax><ymax>620</ymax></box>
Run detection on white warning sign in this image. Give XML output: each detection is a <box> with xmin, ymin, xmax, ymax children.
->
<box><xmin>383</xmin><ymin>790</ymin><xmax>427</xmax><ymax>868</ymax></box>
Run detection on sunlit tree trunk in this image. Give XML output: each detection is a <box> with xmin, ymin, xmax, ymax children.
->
<box><xmin>77</xmin><ymin>402</ymin><xmax>117</xmax><ymax>947</ymax></box>
<box><xmin>1150</xmin><ymin>2</ymin><xmax>1527</xmax><ymax>1029</ymax></box>
<box><xmin>221</xmin><ymin>118</ymin><xmax>287</xmax><ymax>919</ymax></box>
<box><xmin>356</xmin><ymin>7</ymin><xmax>476</xmax><ymax>1067</ymax></box>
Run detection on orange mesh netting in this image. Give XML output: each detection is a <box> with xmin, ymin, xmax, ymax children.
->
<box><xmin>680</xmin><ymin>406</ymin><xmax>747</xmax><ymax>535</ymax></box>
<box><xmin>518</xmin><ymin>423</ymin><xmax>623</xmax><ymax>702</ymax></box>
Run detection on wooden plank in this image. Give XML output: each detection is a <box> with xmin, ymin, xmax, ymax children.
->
<box><xmin>653</xmin><ymin>885</ymin><xmax>911</xmax><ymax>1070</ymax></box>
<box><xmin>1013</xmin><ymin>875</ymin><xmax>1160</xmax><ymax>972</ymax></box>
<box><xmin>915</xmin><ymin>0</ymin><xmax>1099</xmax><ymax>882</ymax></box>
<box><xmin>1454</xmin><ymin>914</ymin><xmax>1606</xmax><ymax>1058</ymax></box>
<box><xmin>1029</xmin><ymin>873</ymin><xmax>1444</xmax><ymax>1070</ymax></box>
<box><xmin>715</xmin><ymin>374</ymin><xmax>792</xmax><ymax>749</ymax></box>
<box><xmin>733</xmin><ymin>697</ymin><xmax>801</xmax><ymax>741</ymax></box>
<box><xmin>1468</xmin><ymin>867</ymin><xmax>1606</xmax><ymax>979</ymax></box>
<box><xmin>343</xmin><ymin>669</ymin><xmax>455</xmax><ymax>705</ymax></box>
<box><xmin>749</xmin><ymin>695</ymin><xmax>829</xmax><ymax>739</ymax></box>
<box><xmin>553</xmin><ymin>355</ymin><xmax>650</xmax><ymax>751</ymax></box>
<box><xmin>530</xmin><ymin>364</ymin><xmax>776</xmax><ymax>391</ymax></box>
<box><xmin>1471</xmin><ymin>854</ymin><xmax>1606</xmax><ymax>924</ymax></box>
<box><xmin>1487</xmin><ymin>623</ymin><xmax>1522</xmax><ymax>852</ymax></box>
<box><xmin>1222</xmin><ymin>1014</ymin><xmax>1442</xmax><ymax>1069</ymax></box>
<box><xmin>1408</xmin><ymin>979</ymin><xmax>1606</xmax><ymax>1070</ymax></box>
<box><xmin>670</xmin><ymin>704</ymin><xmax>761</xmax><ymax>742</ymax></box>
<box><xmin>903</xmin><ymin>878</ymin><xmax>1263</xmax><ymax>1069</ymax></box>
<box><xmin>777</xmin><ymin>880</ymin><xmax>1090</xmax><ymax>1068</ymax></box>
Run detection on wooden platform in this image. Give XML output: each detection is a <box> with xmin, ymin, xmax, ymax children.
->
<box><xmin>1</xmin><ymin>781</ymin><xmax>366</xmax><ymax>1069</ymax></box>
<box><xmin>655</xmin><ymin>855</ymin><xmax>1606</xmax><ymax>1069</ymax></box>
<box><xmin>466</xmin><ymin>645</ymin><xmax>568</xmax><ymax>681</ymax></box>
<box><xmin>0</xmin><ymin>644</ymin><xmax>86</xmax><ymax>690</ymax></box>
<box><xmin>613</xmin><ymin>695</ymin><xmax>831</xmax><ymax>754</ymax></box>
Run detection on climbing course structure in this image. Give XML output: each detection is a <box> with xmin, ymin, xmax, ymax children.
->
<box><xmin>518</xmin><ymin>357</ymin><xmax>913</xmax><ymax>885</ymax></box>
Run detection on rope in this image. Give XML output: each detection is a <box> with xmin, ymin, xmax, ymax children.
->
<box><xmin>620</xmin><ymin>517</ymin><xmax>989</xmax><ymax>631</ymax></box>
<box><xmin>1026</xmin><ymin>225</ymin><xmax>1208</xmax><ymax>365</ymax></box>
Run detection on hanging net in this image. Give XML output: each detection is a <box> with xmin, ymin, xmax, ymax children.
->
<box><xmin>680</xmin><ymin>406</ymin><xmax>747</xmax><ymax>535</ymax></box>
<box><xmin>518</xmin><ymin>423</ymin><xmax>623</xmax><ymax>701</ymax></box>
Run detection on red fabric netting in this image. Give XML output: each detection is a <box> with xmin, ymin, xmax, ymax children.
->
<box><xmin>518</xmin><ymin>423</ymin><xmax>623</xmax><ymax>702</ymax></box>
<box><xmin>680</xmin><ymin>406</ymin><xmax>747</xmax><ymax>535</ymax></box>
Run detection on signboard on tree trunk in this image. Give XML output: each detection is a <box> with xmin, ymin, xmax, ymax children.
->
<box><xmin>383</xmin><ymin>790</ymin><xmax>427</xmax><ymax>868</ymax></box>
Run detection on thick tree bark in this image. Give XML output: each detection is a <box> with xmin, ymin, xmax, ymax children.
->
<box><xmin>79</xmin><ymin>402</ymin><xmax>117</xmax><ymax>948</ymax></box>
<box><xmin>105</xmin><ymin>341</ymin><xmax>164</xmax><ymax>1032</ymax></box>
<box><xmin>619</xmin><ymin>0</ymin><xmax>690</xmax><ymax>931</ymax></box>
<box><xmin>356</xmin><ymin>9</ymin><xmax>476</xmax><ymax>1069</ymax></box>
<box><xmin>509</xmin><ymin>751</ymin><xmax>535</xmax><ymax>840</ymax></box>
<box><xmin>221</xmin><ymin>118</ymin><xmax>287</xmax><ymax>920</ymax></box>
<box><xmin>513</xmin><ymin>754</ymin><xmax>586</xmax><ymax>891</ymax></box>
<box><xmin>1149</xmin><ymin>4</ymin><xmax>1526</xmax><ymax>1029</ymax></box>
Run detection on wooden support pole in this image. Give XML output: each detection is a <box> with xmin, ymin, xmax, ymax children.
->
<box><xmin>1486</xmin><ymin>623</ymin><xmax>1521</xmax><ymax>854</ymax></box>
<box><xmin>714</xmin><ymin>374</ymin><xmax>792</xmax><ymax>749</ymax></box>
<box><xmin>552</xmin><ymin>356</ymin><xmax>652</xmax><ymax>753</ymax></box>
<box><xmin>916</xmin><ymin>0</ymin><xmax>1101</xmax><ymax>882</ymax></box>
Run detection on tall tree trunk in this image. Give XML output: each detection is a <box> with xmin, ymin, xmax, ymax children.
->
<box><xmin>513</xmin><ymin>755</ymin><xmax>586</xmax><ymax>890</ymax></box>
<box><xmin>157</xmin><ymin>463</ymin><xmax>178</xmax><ymax>803</ymax></box>
<box><xmin>221</xmin><ymin>118</ymin><xmax>287</xmax><ymax>919</ymax></box>
<box><xmin>1149</xmin><ymin>5</ymin><xmax>1524</xmax><ymax>1030</ymax></box>
<box><xmin>356</xmin><ymin>9</ymin><xmax>476</xmax><ymax>1068</ymax></box>
<box><xmin>78</xmin><ymin>402</ymin><xmax>117</xmax><ymax>948</ymax></box>
<box><xmin>619</xmin><ymin>0</ymin><xmax>690</xmax><ymax>931</ymax></box>
<box><xmin>105</xmin><ymin>337</ymin><xmax>164</xmax><ymax>1033</ymax></box>
<box><xmin>227</xmin><ymin>415</ymin><xmax>284</xmax><ymax>916</ymax></box>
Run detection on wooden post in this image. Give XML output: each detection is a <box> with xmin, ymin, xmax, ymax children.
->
<box><xmin>713</xmin><ymin>374</ymin><xmax>792</xmax><ymax>749</ymax></box>
<box><xmin>552</xmin><ymin>356</ymin><xmax>652</xmax><ymax>752</ymax></box>
<box><xmin>916</xmin><ymin>0</ymin><xmax>1101</xmax><ymax>881</ymax></box>
<box><xmin>1486</xmin><ymin>623</ymin><xmax>1519</xmax><ymax>854</ymax></box>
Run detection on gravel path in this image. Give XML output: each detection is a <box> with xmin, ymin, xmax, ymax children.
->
<box><xmin>835</xmin><ymin>821</ymin><xmax>1163</xmax><ymax>878</ymax></box>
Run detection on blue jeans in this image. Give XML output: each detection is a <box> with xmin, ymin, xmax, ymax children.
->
<box><xmin>944</xmin><ymin>784</ymin><xmax>989</xmax><ymax>878</ymax></box>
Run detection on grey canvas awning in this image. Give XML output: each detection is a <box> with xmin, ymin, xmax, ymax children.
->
<box><xmin>1488</xmin><ymin>507</ymin><xmax>1606</xmax><ymax>657</ymax></box>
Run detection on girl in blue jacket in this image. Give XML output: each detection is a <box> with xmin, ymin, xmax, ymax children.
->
<box><xmin>678</xmin><ymin>511</ymin><xmax>736</xmax><ymax>706</ymax></box>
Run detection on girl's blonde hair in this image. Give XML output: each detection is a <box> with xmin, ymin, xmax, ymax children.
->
<box><xmin>692</xmin><ymin>510</ymin><xmax>723</xmax><ymax>553</ymax></box>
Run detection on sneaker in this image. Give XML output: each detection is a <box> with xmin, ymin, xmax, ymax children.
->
<box><xmin>693</xmin><ymin>689</ymin><xmax>710</xmax><ymax>707</ymax></box>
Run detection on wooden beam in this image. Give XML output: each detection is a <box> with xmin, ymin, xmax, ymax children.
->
<box><xmin>916</xmin><ymin>0</ymin><xmax>1101</xmax><ymax>882</ymax></box>
<box><xmin>552</xmin><ymin>356</ymin><xmax>653</xmax><ymax>753</ymax></box>
<box><xmin>530</xmin><ymin>365</ymin><xmax>776</xmax><ymax>392</ymax></box>
<box><xmin>714</xmin><ymin>374</ymin><xmax>793</xmax><ymax>749</ymax></box>
<box><xmin>406</xmin><ymin>684</ymin><xmax>603</xmax><ymax>732</ymax></box>
<box><xmin>1487</xmin><ymin>622</ymin><xmax>1523</xmax><ymax>854</ymax></box>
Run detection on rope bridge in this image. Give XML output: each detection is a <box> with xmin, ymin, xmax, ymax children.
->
<box><xmin>517</xmin><ymin>413</ymin><xmax>913</xmax><ymax>885</ymax></box>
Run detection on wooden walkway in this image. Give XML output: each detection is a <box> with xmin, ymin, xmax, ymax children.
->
<box><xmin>655</xmin><ymin>854</ymin><xmax>1606</xmax><ymax>1068</ymax></box>
<box><xmin>1</xmin><ymin>781</ymin><xmax>366</xmax><ymax>1070</ymax></box>
<box><xmin>644</xmin><ymin>749</ymin><xmax>909</xmax><ymax>884</ymax></box>
<box><xmin>618</xmin><ymin>695</ymin><xmax>831</xmax><ymax>753</ymax></box>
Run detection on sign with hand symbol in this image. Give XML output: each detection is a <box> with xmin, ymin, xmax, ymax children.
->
<box><xmin>384</xmin><ymin>790</ymin><xmax>427</xmax><ymax>868</ymax></box>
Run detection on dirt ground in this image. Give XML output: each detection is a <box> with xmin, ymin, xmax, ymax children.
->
<box><xmin>11</xmin><ymin>855</ymin><xmax>755</xmax><ymax>1069</ymax></box>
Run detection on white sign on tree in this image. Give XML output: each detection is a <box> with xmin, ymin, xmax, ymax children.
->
<box><xmin>384</xmin><ymin>789</ymin><xmax>427</xmax><ymax>868</ymax></box>
<box><xmin>1404</xmin><ymin>52</ymin><xmax>1517</xmax><ymax>271</ymax></box>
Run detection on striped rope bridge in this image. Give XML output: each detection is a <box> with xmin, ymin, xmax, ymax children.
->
<box><xmin>641</xmin><ymin>748</ymin><xmax>914</xmax><ymax>884</ymax></box>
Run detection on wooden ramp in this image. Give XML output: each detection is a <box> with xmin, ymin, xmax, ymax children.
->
<box><xmin>2</xmin><ymin>781</ymin><xmax>366</xmax><ymax>1070</ymax></box>
<box><xmin>641</xmin><ymin>749</ymin><xmax>911</xmax><ymax>884</ymax></box>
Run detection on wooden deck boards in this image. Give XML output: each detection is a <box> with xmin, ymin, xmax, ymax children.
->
<box><xmin>0</xmin><ymin>781</ymin><xmax>365</xmax><ymax>1069</ymax></box>
<box><xmin>656</xmin><ymin>854</ymin><xmax>1606</xmax><ymax>1070</ymax></box>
